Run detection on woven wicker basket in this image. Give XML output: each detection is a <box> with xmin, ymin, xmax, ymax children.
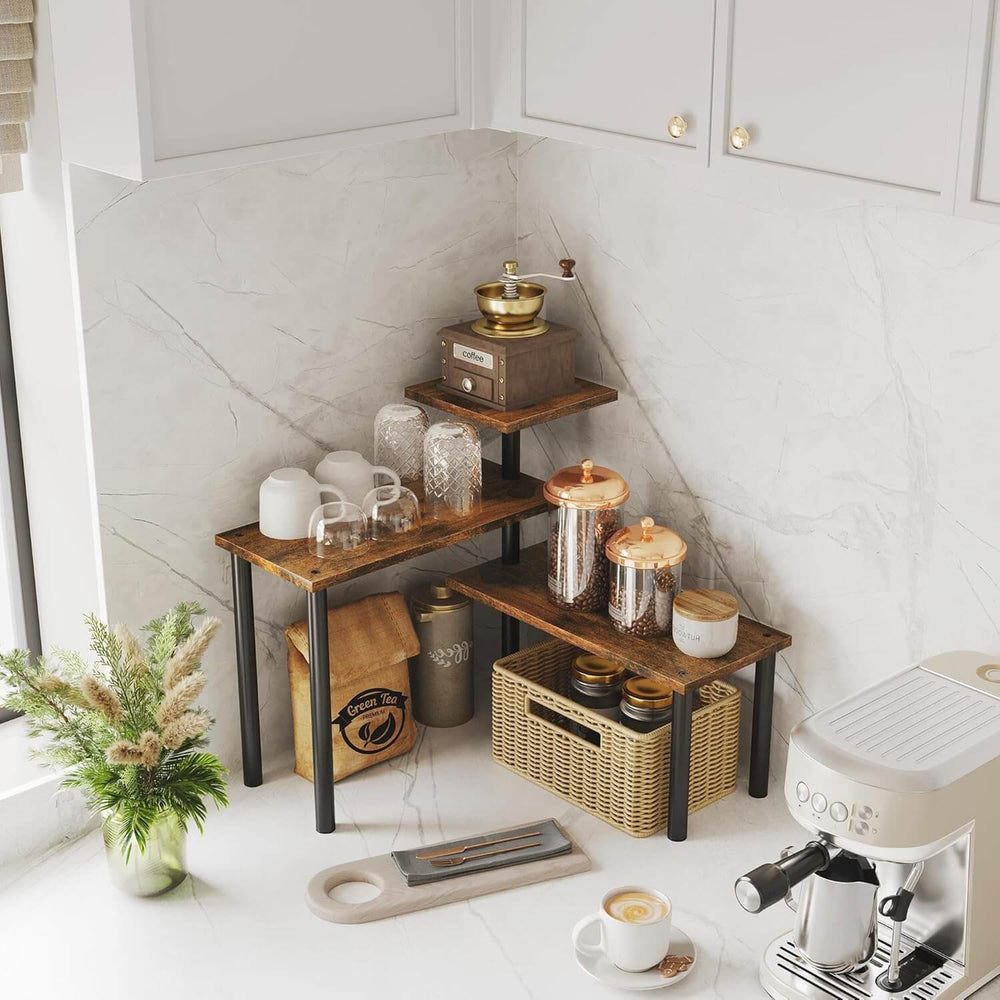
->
<box><xmin>492</xmin><ymin>640</ymin><xmax>741</xmax><ymax>838</ymax></box>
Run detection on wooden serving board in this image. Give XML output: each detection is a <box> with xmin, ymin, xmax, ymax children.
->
<box><xmin>306</xmin><ymin>822</ymin><xmax>591</xmax><ymax>924</ymax></box>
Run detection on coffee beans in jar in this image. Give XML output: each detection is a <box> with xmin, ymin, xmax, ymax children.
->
<box><xmin>544</xmin><ymin>460</ymin><xmax>629</xmax><ymax>612</ymax></box>
<box><xmin>606</xmin><ymin>517</ymin><xmax>687</xmax><ymax>639</ymax></box>
<box><xmin>620</xmin><ymin>677</ymin><xmax>673</xmax><ymax>733</ymax></box>
<box><xmin>548</xmin><ymin>507</ymin><xmax>621</xmax><ymax>611</ymax></box>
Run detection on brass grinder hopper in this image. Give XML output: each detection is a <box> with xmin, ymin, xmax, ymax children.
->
<box><xmin>471</xmin><ymin>258</ymin><xmax>577</xmax><ymax>338</ymax></box>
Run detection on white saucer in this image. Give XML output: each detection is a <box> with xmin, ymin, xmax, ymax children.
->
<box><xmin>572</xmin><ymin>916</ymin><xmax>697</xmax><ymax>991</ymax></box>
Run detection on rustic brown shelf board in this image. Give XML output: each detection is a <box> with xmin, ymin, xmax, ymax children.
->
<box><xmin>215</xmin><ymin>461</ymin><xmax>549</xmax><ymax>593</ymax></box>
<box><xmin>447</xmin><ymin>544</ymin><xmax>791</xmax><ymax>694</ymax></box>
<box><xmin>405</xmin><ymin>377</ymin><xmax>618</xmax><ymax>434</ymax></box>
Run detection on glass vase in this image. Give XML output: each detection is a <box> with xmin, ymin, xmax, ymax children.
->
<box><xmin>102</xmin><ymin>810</ymin><xmax>188</xmax><ymax>897</ymax></box>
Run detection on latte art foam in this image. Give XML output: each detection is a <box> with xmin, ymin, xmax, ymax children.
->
<box><xmin>604</xmin><ymin>891</ymin><xmax>669</xmax><ymax>924</ymax></box>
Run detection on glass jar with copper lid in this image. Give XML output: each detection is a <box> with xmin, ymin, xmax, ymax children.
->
<box><xmin>619</xmin><ymin>677</ymin><xmax>673</xmax><ymax>733</ymax></box>
<box><xmin>606</xmin><ymin>517</ymin><xmax>687</xmax><ymax>638</ymax></box>
<box><xmin>544</xmin><ymin>459</ymin><xmax>629</xmax><ymax>612</ymax></box>
<box><xmin>568</xmin><ymin>653</ymin><xmax>625</xmax><ymax>720</ymax></box>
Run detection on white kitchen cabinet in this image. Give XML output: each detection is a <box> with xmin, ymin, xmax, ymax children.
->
<box><xmin>957</xmin><ymin>0</ymin><xmax>1000</xmax><ymax>222</ymax></box>
<box><xmin>711</xmin><ymin>0</ymin><xmax>972</xmax><ymax>210</ymax></box>
<box><xmin>505</xmin><ymin>0</ymin><xmax>715</xmax><ymax>164</ymax></box>
<box><xmin>50</xmin><ymin>0</ymin><xmax>472</xmax><ymax>180</ymax></box>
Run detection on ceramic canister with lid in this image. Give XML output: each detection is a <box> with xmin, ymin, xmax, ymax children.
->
<box><xmin>672</xmin><ymin>589</ymin><xmax>739</xmax><ymax>659</ymax></box>
<box><xmin>569</xmin><ymin>653</ymin><xmax>625</xmax><ymax>720</ymax></box>
<box><xmin>544</xmin><ymin>459</ymin><xmax>629</xmax><ymax>612</ymax></box>
<box><xmin>605</xmin><ymin>516</ymin><xmax>687</xmax><ymax>639</ymax></box>
<box><xmin>619</xmin><ymin>677</ymin><xmax>673</xmax><ymax>733</ymax></box>
<box><xmin>408</xmin><ymin>582</ymin><xmax>474</xmax><ymax>727</ymax></box>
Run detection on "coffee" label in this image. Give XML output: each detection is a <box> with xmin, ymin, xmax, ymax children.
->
<box><xmin>453</xmin><ymin>343</ymin><xmax>494</xmax><ymax>370</ymax></box>
<box><xmin>333</xmin><ymin>686</ymin><xmax>408</xmax><ymax>755</ymax></box>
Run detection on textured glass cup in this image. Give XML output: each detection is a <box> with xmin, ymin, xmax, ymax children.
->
<box><xmin>374</xmin><ymin>403</ymin><xmax>428</xmax><ymax>487</ymax></box>
<box><xmin>423</xmin><ymin>421</ymin><xmax>482</xmax><ymax>518</ymax></box>
<box><xmin>103</xmin><ymin>810</ymin><xmax>187</xmax><ymax>897</ymax></box>
<box><xmin>307</xmin><ymin>501</ymin><xmax>368</xmax><ymax>555</ymax></box>
<box><xmin>362</xmin><ymin>484</ymin><xmax>422</xmax><ymax>539</ymax></box>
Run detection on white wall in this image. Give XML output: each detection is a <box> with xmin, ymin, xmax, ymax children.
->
<box><xmin>515</xmin><ymin>135</ymin><xmax>1000</xmax><ymax>771</ymax></box>
<box><xmin>70</xmin><ymin>129</ymin><xmax>517</xmax><ymax>779</ymax></box>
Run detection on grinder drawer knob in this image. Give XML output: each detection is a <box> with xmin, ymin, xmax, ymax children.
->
<box><xmin>461</xmin><ymin>376</ymin><xmax>474</xmax><ymax>393</ymax></box>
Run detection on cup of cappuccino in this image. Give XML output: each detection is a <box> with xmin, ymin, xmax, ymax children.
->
<box><xmin>572</xmin><ymin>885</ymin><xmax>672</xmax><ymax>973</ymax></box>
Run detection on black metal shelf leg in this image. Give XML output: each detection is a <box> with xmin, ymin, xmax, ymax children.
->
<box><xmin>668</xmin><ymin>690</ymin><xmax>693</xmax><ymax>841</ymax></box>
<box><xmin>231</xmin><ymin>555</ymin><xmax>262</xmax><ymax>787</ymax></box>
<box><xmin>500</xmin><ymin>430</ymin><xmax>522</xmax><ymax>657</ymax></box>
<box><xmin>749</xmin><ymin>653</ymin><xmax>776</xmax><ymax>798</ymax></box>
<box><xmin>307</xmin><ymin>589</ymin><xmax>335</xmax><ymax>833</ymax></box>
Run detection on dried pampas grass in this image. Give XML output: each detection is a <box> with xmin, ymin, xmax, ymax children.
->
<box><xmin>162</xmin><ymin>617</ymin><xmax>221</xmax><ymax>691</ymax></box>
<box><xmin>106</xmin><ymin>731</ymin><xmax>162</xmax><ymax>769</ymax></box>
<box><xmin>114</xmin><ymin>624</ymin><xmax>149</xmax><ymax>676</ymax></box>
<box><xmin>81</xmin><ymin>675</ymin><xmax>124</xmax><ymax>724</ymax></box>
<box><xmin>138</xmin><ymin>730</ymin><xmax>162</xmax><ymax>767</ymax></box>
<box><xmin>155</xmin><ymin>672</ymin><xmax>207</xmax><ymax>727</ymax></box>
<box><xmin>36</xmin><ymin>673</ymin><xmax>90</xmax><ymax>708</ymax></box>
<box><xmin>106</xmin><ymin>740</ymin><xmax>145</xmax><ymax>766</ymax></box>
<box><xmin>161</xmin><ymin>711</ymin><xmax>210</xmax><ymax>749</ymax></box>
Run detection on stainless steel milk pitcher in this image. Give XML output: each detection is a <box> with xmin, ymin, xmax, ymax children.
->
<box><xmin>735</xmin><ymin>843</ymin><xmax>880</xmax><ymax>973</ymax></box>
<box><xmin>789</xmin><ymin>852</ymin><xmax>879</xmax><ymax>972</ymax></box>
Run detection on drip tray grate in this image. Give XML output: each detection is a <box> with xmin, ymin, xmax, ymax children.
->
<box><xmin>763</xmin><ymin>936</ymin><xmax>959</xmax><ymax>1000</ymax></box>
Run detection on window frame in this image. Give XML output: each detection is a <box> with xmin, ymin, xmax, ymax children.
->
<box><xmin>0</xmin><ymin>233</ymin><xmax>40</xmax><ymax>723</ymax></box>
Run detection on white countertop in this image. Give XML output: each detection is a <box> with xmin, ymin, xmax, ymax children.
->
<box><xmin>2</xmin><ymin>708</ymin><xmax>997</xmax><ymax>1000</ymax></box>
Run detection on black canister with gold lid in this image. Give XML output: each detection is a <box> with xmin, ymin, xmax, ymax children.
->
<box><xmin>569</xmin><ymin>653</ymin><xmax>625</xmax><ymax>720</ymax></box>
<box><xmin>619</xmin><ymin>677</ymin><xmax>674</xmax><ymax>733</ymax></box>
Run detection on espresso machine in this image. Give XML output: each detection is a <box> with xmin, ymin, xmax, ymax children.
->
<box><xmin>736</xmin><ymin>651</ymin><xmax>1000</xmax><ymax>999</ymax></box>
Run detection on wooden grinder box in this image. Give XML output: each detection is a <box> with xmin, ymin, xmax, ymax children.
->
<box><xmin>439</xmin><ymin>320</ymin><xmax>578</xmax><ymax>410</ymax></box>
<box><xmin>286</xmin><ymin>592</ymin><xmax>419</xmax><ymax>781</ymax></box>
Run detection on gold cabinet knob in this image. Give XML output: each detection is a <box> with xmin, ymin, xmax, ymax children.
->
<box><xmin>729</xmin><ymin>125</ymin><xmax>750</xmax><ymax>151</ymax></box>
<box><xmin>667</xmin><ymin>115</ymin><xmax>688</xmax><ymax>139</ymax></box>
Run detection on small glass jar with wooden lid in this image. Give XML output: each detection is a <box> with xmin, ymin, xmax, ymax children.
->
<box><xmin>568</xmin><ymin>653</ymin><xmax>625</xmax><ymax>719</ymax></box>
<box><xmin>672</xmin><ymin>589</ymin><xmax>739</xmax><ymax>659</ymax></box>
<box><xmin>605</xmin><ymin>517</ymin><xmax>687</xmax><ymax>638</ymax></box>
<box><xmin>544</xmin><ymin>459</ymin><xmax>629</xmax><ymax>612</ymax></box>
<box><xmin>619</xmin><ymin>677</ymin><xmax>673</xmax><ymax>733</ymax></box>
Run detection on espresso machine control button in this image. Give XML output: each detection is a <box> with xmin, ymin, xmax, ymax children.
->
<box><xmin>811</xmin><ymin>792</ymin><xmax>828</xmax><ymax>814</ymax></box>
<box><xmin>858</xmin><ymin>804</ymin><xmax>873</xmax><ymax>820</ymax></box>
<box><xmin>829</xmin><ymin>801</ymin><xmax>849</xmax><ymax>822</ymax></box>
<box><xmin>854</xmin><ymin>820</ymin><xmax>869</xmax><ymax>835</ymax></box>
<box><xmin>795</xmin><ymin>781</ymin><xmax>810</xmax><ymax>802</ymax></box>
<box><xmin>461</xmin><ymin>376</ymin><xmax>474</xmax><ymax>393</ymax></box>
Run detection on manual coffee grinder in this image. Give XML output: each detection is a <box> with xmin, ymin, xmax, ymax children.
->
<box><xmin>437</xmin><ymin>256</ymin><xmax>580</xmax><ymax>410</ymax></box>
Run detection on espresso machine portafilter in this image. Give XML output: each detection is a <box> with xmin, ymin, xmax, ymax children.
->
<box><xmin>736</xmin><ymin>651</ymin><xmax>1000</xmax><ymax>1000</ymax></box>
<box><xmin>735</xmin><ymin>841</ymin><xmax>830</xmax><ymax>914</ymax></box>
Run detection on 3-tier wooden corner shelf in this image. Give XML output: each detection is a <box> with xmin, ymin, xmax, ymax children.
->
<box><xmin>214</xmin><ymin>374</ymin><xmax>790</xmax><ymax>842</ymax></box>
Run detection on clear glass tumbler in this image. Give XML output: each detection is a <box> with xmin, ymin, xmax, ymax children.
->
<box><xmin>307</xmin><ymin>501</ymin><xmax>368</xmax><ymax>555</ymax></box>
<box><xmin>374</xmin><ymin>403</ymin><xmax>428</xmax><ymax>487</ymax></box>
<box><xmin>362</xmin><ymin>484</ymin><xmax>422</xmax><ymax>539</ymax></box>
<box><xmin>423</xmin><ymin>421</ymin><xmax>482</xmax><ymax>518</ymax></box>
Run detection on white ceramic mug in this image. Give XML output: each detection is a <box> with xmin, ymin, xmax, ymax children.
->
<box><xmin>258</xmin><ymin>468</ymin><xmax>346</xmax><ymax>540</ymax></box>
<box><xmin>315</xmin><ymin>451</ymin><xmax>401</xmax><ymax>508</ymax></box>
<box><xmin>572</xmin><ymin>885</ymin><xmax>673</xmax><ymax>973</ymax></box>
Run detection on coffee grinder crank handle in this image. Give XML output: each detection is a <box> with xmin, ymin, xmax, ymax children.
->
<box><xmin>498</xmin><ymin>258</ymin><xmax>576</xmax><ymax>299</ymax></box>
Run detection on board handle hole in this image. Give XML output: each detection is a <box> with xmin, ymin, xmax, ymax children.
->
<box><xmin>327</xmin><ymin>878</ymin><xmax>382</xmax><ymax>904</ymax></box>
